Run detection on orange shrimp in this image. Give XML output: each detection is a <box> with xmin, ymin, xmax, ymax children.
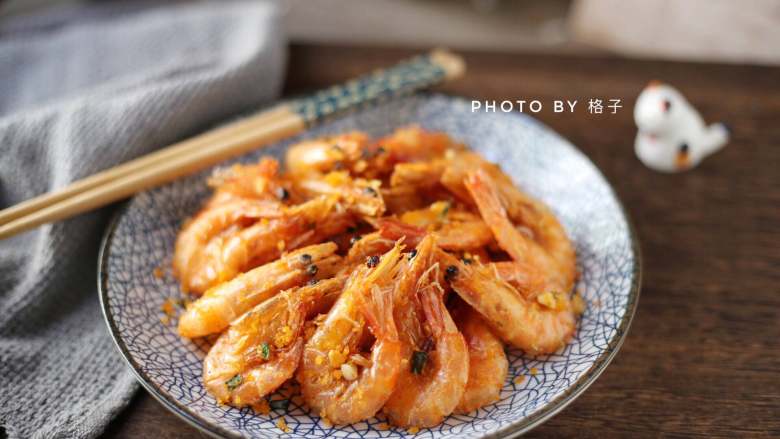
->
<box><xmin>383</xmin><ymin>236</ymin><xmax>469</xmax><ymax>428</ymax></box>
<box><xmin>173</xmin><ymin>199</ymin><xmax>283</xmax><ymax>293</ymax></box>
<box><xmin>452</xmin><ymin>304</ymin><xmax>508</xmax><ymax>414</ymax></box>
<box><xmin>285</xmin><ymin>132</ymin><xmax>370</xmax><ymax>176</ymax></box>
<box><xmin>377</xmin><ymin>126</ymin><xmax>465</xmax><ymax>164</ymax></box>
<box><xmin>178</xmin><ymin>243</ymin><xmax>341</xmax><ymax>338</ymax></box>
<box><xmin>438</xmin><ymin>250</ymin><xmax>576</xmax><ymax>355</ymax></box>
<box><xmin>298</xmin><ymin>244</ymin><xmax>404</xmax><ymax>425</ymax></box>
<box><xmin>185</xmin><ymin>196</ymin><xmax>354</xmax><ymax>293</ymax></box>
<box><xmin>465</xmin><ymin>168</ymin><xmax>574</xmax><ymax>295</ymax></box>
<box><xmin>206</xmin><ymin>157</ymin><xmax>290</xmax><ymax>207</ymax></box>
<box><xmin>293</xmin><ymin>171</ymin><xmax>385</xmax><ymax>217</ymax></box>
<box><xmin>376</xmin><ymin>210</ymin><xmax>493</xmax><ymax>252</ymax></box>
<box><xmin>203</xmin><ymin>276</ymin><xmax>345</xmax><ymax>406</ymax></box>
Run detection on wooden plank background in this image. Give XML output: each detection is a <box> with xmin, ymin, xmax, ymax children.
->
<box><xmin>103</xmin><ymin>44</ymin><xmax>780</xmax><ymax>438</ymax></box>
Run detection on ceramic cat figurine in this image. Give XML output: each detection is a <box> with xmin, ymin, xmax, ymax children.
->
<box><xmin>634</xmin><ymin>81</ymin><xmax>729</xmax><ymax>172</ymax></box>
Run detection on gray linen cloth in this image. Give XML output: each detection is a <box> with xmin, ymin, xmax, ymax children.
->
<box><xmin>0</xmin><ymin>2</ymin><xmax>286</xmax><ymax>437</ymax></box>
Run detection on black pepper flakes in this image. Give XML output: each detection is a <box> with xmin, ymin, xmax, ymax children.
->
<box><xmin>445</xmin><ymin>265</ymin><xmax>459</xmax><ymax>281</ymax></box>
<box><xmin>299</xmin><ymin>254</ymin><xmax>312</xmax><ymax>264</ymax></box>
<box><xmin>306</xmin><ymin>264</ymin><xmax>318</xmax><ymax>276</ymax></box>
<box><xmin>308</xmin><ymin>278</ymin><xmax>320</xmax><ymax>286</ymax></box>
<box><xmin>461</xmin><ymin>258</ymin><xmax>473</xmax><ymax>265</ymax></box>
<box><xmin>366</xmin><ymin>255</ymin><xmax>380</xmax><ymax>268</ymax></box>
<box><xmin>408</xmin><ymin>249</ymin><xmax>418</xmax><ymax>260</ymax></box>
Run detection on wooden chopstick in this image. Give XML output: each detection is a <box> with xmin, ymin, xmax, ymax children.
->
<box><xmin>0</xmin><ymin>49</ymin><xmax>465</xmax><ymax>240</ymax></box>
<box><xmin>0</xmin><ymin>106</ymin><xmax>289</xmax><ymax>225</ymax></box>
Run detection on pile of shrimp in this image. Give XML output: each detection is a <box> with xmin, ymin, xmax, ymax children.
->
<box><xmin>173</xmin><ymin>126</ymin><xmax>584</xmax><ymax>428</ymax></box>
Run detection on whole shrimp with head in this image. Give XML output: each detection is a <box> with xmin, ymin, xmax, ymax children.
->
<box><xmin>203</xmin><ymin>276</ymin><xmax>345</xmax><ymax>406</ymax></box>
<box><xmin>383</xmin><ymin>236</ymin><xmax>469</xmax><ymax>428</ymax></box>
<box><xmin>298</xmin><ymin>243</ymin><xmax>404</xmax><ymax>425</ymax></box>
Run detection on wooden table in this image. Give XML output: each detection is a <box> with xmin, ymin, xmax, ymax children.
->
<box><xmin>104</xmin><ymin>44</ymin><xmax>780</xmax><ymax>438</ymax></box>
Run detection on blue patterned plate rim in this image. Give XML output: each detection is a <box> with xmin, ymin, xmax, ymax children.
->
<box><xmin>98</xmin><ymin>93</ymin><xmax>642</xmax><ymax>439</ymax></box>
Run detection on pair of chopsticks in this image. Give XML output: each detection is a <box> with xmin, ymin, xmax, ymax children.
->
<box><xmin>0</xmin><ymin>49</ymin><xmax>465</xmax><ymax>240</ymax></box>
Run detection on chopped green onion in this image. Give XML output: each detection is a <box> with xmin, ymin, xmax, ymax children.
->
<box><xmin>411</xmin><ymin>351</ymin><xmax>428</xmax><ymax>374</ymax></box>
<box><xmin>261</xmin><ymin>342</ymin><xmax>271</xmax><ymax>360</ymax></box>
<box><xmin>225</xmin><ymin>374</ymin><xmax>242</xmax><ymax>391</ymax></box>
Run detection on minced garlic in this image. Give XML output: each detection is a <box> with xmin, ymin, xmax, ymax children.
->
<box><xmin>341</xmin><ymin>363</ymin><xmax>358</xmax><ymax>381</ymax></box>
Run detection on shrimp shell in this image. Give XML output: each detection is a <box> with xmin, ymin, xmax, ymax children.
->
<box><xmin>439</xmin><ymin>250</ymin><xmax>576</xmax><ymax>355</ymax></box>
<box><xmin>203</xmin><ymin>276</ymin><xmax>346</xmax><ymax>406</ymax></box>
<box><xmin>384</xmin><ymin>244</ymin><xmax>469</xmax><ymax>428</ymax></box>
<box><xmin>453</xmin><ymin>304</ymin><xmax>508</xmax><ymax>414</ymax></box>
<box><xmin>178</xmin><ymin>243</ymin><xmax>341</xmax><ymax>338</ymax></box>
<box><xmin>299</xmin><ymin>244</ymin><xmax>404</xmax><ymax>425</ymax></box>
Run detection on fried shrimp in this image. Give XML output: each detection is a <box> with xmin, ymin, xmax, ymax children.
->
<box><xmin>299</xmin><ymin>244</ymin><xmax>404</xmax><ymax>425</ymax></box>
<box><xmin>439</xmin><ymin>250</ymin><xmax>577</xmax><ymax>355</ymax></box>
<box><xmin>172</xmin><ymin>126</ymin><xmax>585</xmax><ymax>424</ymax></box>
<box><xmin>206</xmin><ymin>157</ymin><xmax>290</xmax><ymax>206</ymax></box>
<box><xmin>285</xmin><ymin>132</ymin><xmax>369</xmax><ymax>176</ymax></box>
<box><xmin>465</xmin><ymin>168</ymin><xmax>574</xmax><ymax>295</ymax></box>
<box><xmin>178</xmin><ymin>243</ymin><xmax>341</xmax><ymax>338</ymax></box>
<box><xmin>185</xmin><ymin>196</ymin><xmax>354</xmax><ymax>293</ymax></box>
<box><xmin>377</xmin><ymin>125</ymin><xmax>465</xmax><ymax>163</ymax></box>
<box><xmin>203</xmin><ymin>276</ymin><xmax>345</xmax><ymax>406</ymax></box>
<box><xmin>173</xmin><ymin>199</ymin><xmax>283</xmax><ymax>293</ymax></box>
<box><xmin>452</xmin><ymin>304</ymin><xmax>508</xmax><ymax>414</ymax></box>
<box><xmin>293</xmin><ymin>171</ymin><xmax>385</xmax><ymax>217</ymax></box>
<box><xmin>383</xmin><ymin>237</ymin><xmax>469</xmax><ymax>428</ymax></box>
<box><xmin>376</xmin><ymin>208</ymin><xmax>493</xmax><ymax>252</ymax></box>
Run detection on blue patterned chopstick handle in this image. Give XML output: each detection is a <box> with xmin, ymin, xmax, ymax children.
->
<box><xmin>289</xmin><ymin>51</ymin><xmax>461</xmax><ymax>127</ymax></box>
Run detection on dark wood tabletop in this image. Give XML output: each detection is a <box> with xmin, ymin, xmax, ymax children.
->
<box><xmin>103</xmin><ymin>44</ymin><xmax>780</xmax><ymax>438</ymax></box>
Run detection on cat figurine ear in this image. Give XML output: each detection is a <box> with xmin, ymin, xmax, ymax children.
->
<box><xmin>634</xmin><ymin>81</ymin><xmax>729</xmax><ymax>172</ymax></box>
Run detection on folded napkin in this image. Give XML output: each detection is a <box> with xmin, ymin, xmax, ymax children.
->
<box><xmin>0</xmin><ymin>2</ymin><xmax>286</xmax><ymax>437</ymax></box>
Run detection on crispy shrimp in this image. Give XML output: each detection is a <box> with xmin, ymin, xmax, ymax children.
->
<box><xmin>178</xmin><ymin>243</ymin><xmax>341</xmax><ymax>338</ymax></box>
<box><xmin>376</xmin><ymin>205</ymin><xmax>493</xmax><ymax>252</ymax></box>
<box><xmin>203</xmin><ymin>276</ymin><xmax>345</xmax><ymax>406</ymax></box>
<box><xmin>452</xmin><ymin>304</ymin><xmax>508</xmax><ymax>414</ymax></box>
<box><xmin>383</xmin><ymin>236</ymin><xmax>469</xmax><ymax>428</ymax></box>
<box><xmin>298</xmin><ymin>244</ymin><xmax>404</xmax><ymax>425</ymax></box>
<box><xmin>465</xmin><ymin>168</ymin><xmax>575</xmax><ymax>295</ymax></box>
<box><xmin>377</xmin><ymin>126</ymin><xmax>465</xmax><ymax>164</ymax></box>
<box><xmin>440</xmin><ymin>155</ymin><xmax>576</xmax><ymax>291</ymax></box>
<box><xmin>389</xmin><ymin>161</ymin><xmax>446</xmax><ymax>189</ymax></box>
<box><xmin>185</xmin><ymin>196</ymin><xmax>354</xmax><ymax>293</ymax></box>
<box><xmin>439</xmin><ymin>250</ymin><xmax>576</xmax><ymax>355</ymax></box>
<box><xmin>173</xmin><ymin>199</ymin><xmax>283</xmax><ymax>293</ymax></box>
<box><xmin>286</xmin><ymin>132</ymin><xmax>370</xmax><ymax>176</ymax></box>
<box><xmin>206</xmin><ymin>157</ymin><xmax>291</xmax><ymax>207</ymax></box>
<box><xmin>293</xmin><ymin>171</ymin><xmax>385</xmax><ymax>217</ymax></box>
